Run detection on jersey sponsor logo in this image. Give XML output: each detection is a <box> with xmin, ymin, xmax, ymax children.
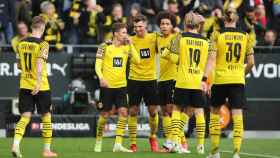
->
<box><xmin>247</xmin><ymin>63</ymin><xmax>280</xmax><ymax>79</ymax></box>
<box><xmin>113</xmin><ymin>57</ymin><xmax>123</xmax><ymax>67</ymax></box>
<box><xmin>140</xmin><ymin>48</ymin><xmax>151</xmax><ymax>59</ymax></box>
<box><xmin>0</xmin><ymin>62</ymin><xmax>67</xmax><ymax>76</ymax></box>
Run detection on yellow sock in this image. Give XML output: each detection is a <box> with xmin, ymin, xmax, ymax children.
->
<box><xmin>115</xmin><ymin>116</ymin><xmax>127</xmax><ymax>144</ymax></box>
<box><xmin>196</xmin><ymin>114</ymin><xmax>206</xmax><ymax>146</ymax></box>
<box><xmin>180</xmin><ymin>113</ymin><xmax>189</xmax><ymax>144</ymax></box>
<box><xmin>128</xmin><ymin>115</ymin><xmax>137</xmax><ymax>145</ymax></box>
<box><xmin>96</xmin><ymin>115</ymin><xmax>107</xmax><ymax>142</ymax></box>
<box><xmin>14</xmin><ymin>116</ymin><xmax>30</xmax><ymax>146</ymax></box>
<box><xmin>179</xmin><ymin>130</ymin><xmax>186</xmax><ymax>145</ymax></box>
<box><xmin>170</xmin><ymin>111</ymin><xmax>181</xmax><ymax>144</ymax></box>
<box><xmin>210</xmin><ymin>113</ymin><xmax>221</xmax><ymax>154</ymax></box>
<box><xmin>149</xmin><ymin>113</ymin><xmax>159</xmax><ymax>138</ymax></box>
<box><xmin>42</xmin><ymin>114</ymin><xmax>52</xmax><ymax>151</ymax></box>
<box><xmin>162</xmin><ymin>116</ymin><xmax>171</xmax><ymax>139</ymax></box>
<box><xmin>233</xmin><ymin>115</ymin><xmax>244</xmax><ymax>154</ymax></box>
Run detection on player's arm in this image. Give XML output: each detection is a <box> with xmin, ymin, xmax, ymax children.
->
<box><xmin>128</xmin><ymin>43</ymin><xmax>140</xmax><ymax>64</ymax></box>
<box><xmin>95</xmin><ymin>43</ymin><xmax>109</xmax><ymax>88</ymax></box>
<box><xmin>161</xmin><ymin>34</ymin><xmax>180</xmax><ymax>64</ymax></box>
<box><xmin>202</xmin><ymin>33</ymin><xmax>218</xmax><ymax>92</ymax></box>
<box><xmin>11</xmin><ymin>38</ymin><xmax>18</xmax><ymax>54</ymax></box>
<box><xmin>154</xmin><ymin>32</ymin><xmax>159</xmax><ymax>54</ymax></box>
<box><xmin>245</xmin><ymin>34</ymin><xmax>255</xmax><ymax>75</ymax></box>
<box><xmin>16</xmin><ymin>46</ymin><xmax>21</xmax><ymax>70</ymax></box>
<box><xmin>161</xmin><ymin>48</ymin><xmax>179</xmax><ymax>64</ymax></box>
<box><xmin>32</xmin><ymin>41</ymin><xmax>49</xmax><ymax>95</ymax></box>
<box><xmin>203</xmin><ymin>50</ymin><xmax>216</xmax><ymax>81</ymax></box>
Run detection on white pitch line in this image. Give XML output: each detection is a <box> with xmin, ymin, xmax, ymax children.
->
<box><xmin>222</xmin><ymin>150</ymin><xmax>280</xmax><ymax>158</ymax></box>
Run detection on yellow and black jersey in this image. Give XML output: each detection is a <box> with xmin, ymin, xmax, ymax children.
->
<box><xmin>41</xmin><ymin>13</ymin><xmax>63</xmax><ymax>45</ymax></box>
<box><xmin>163</xmin><ymin>32</ymin><xmax>210</xmax><ymax>90</ymax></box>
<box><xmin>95</xmin><ymin>43</ymin><xmax>140</xmax><ymax>88</ymax></box>
<box><xmin>17</xmin><ymin>37</ymin><xmax>50</xmax><ymax>90</ymax></box>
<box><xmin>104</xmin><ymin>16</ymin><xmax>127</xmax><ymax>40</ymax></box>
<box><xmin>69</xmin><ymin>0</ymin><xmax>83</xmax><ymax>18</ymax></box>
<box><xmin>129</xmin><ymin>33</ymin><xmax>158</xmax><ymax>81</ymax></box>
<box><xmin>12</xmin><ymin>36</ymin><xmax>21</xmax><ymax>54</ymax></box>
<box><xmin>157</xmin><ymin>33</ymin><xmax>177</xmax><ymax>81</ymax></box>
<box><xmin>12</xmin><ymin>34</ymin><xmax>30</xmax><ymax>55</ymax></box>
<box><xmin>210</xmin><ymin>27</ymin><xmax>254</xmax><ymax>85</ymax></box>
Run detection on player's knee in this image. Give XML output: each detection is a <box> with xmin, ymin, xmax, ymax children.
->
<box><xmin>41</xmin><ymin>112</ymin><xmax>51</xmax><ymax>117</ymax></box>
<box><xmin>165</xmin><ymin>104</ymin><xmax>173</xmax><ymax>115</ymax></box>
<box><xmin>194</xmin><ymin>108</ymin><xmax>204</xmax><ymax>116</ymax></box>
<box><xmin>184</xmin><ymin>107</ymin><xmax>194</xmax><ymax>116</ymax></box>
<box><xmin>148</xmin><ymin>105</ymin><xmax>158</xmax><ymax>116</ymax></box>
<box><xmin>232</xmin><ymin>108</ymin><xmax>243</xmax><ymax>116</ymax></box>
<box><xmin>21</xmin><ymin>112</ymin><xmax>32</xmax><ymax>118</ymax></box>
<box><xmin>129</xmin><ymin>106</ymin><xmax>138</xmax><ymax>116</ymax></box>
<box><xmin>118</xmin><ymin>107</ymin><xmax>128</xmax><ymax>117</ymax></box>
<box><xmin>210</xmin><ymin>106</ymin><xmax>220</xmax><ymax>114</ymax></box>
<box><xmin>100</xmin><ymin>111</ymin><xmax>110</xmax><ymax>118</ymax></box>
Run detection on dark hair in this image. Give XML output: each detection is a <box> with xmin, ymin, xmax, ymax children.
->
<box><xmin>266</xmin><ymin>29</ymin><xmax>277</xmax><ymax>36</ymax></box>
<box><xmin>167</xmin><ymin>0</ymin><xmax>177</xmax><ymax>4</ymax></box>
<box><xmin>156</xmin><ymin>11</ymin><xmax>177</xmax><ymax>27</ymax></box>
<box><xmin>112</xmin><ymin>3</ymin><xmax>122</xmax><ymax>10</ymax></box>
<box><xmin>133</xmin><ymin>14</ymin><xmax>147</xmax><ymax>23</ymax></box>
<box><xmin>112</xmin><ymin>22</ymin><xmax>127</xmax><ymax>33</ymax></box>
<box><xmin>31</xmin><ymin>16</ymin><xmax>46</xmax><ymax>30</ymax></box>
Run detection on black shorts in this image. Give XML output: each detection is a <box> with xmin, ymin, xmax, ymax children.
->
<box><xmin>211</xmin><ymin>84</ymin><xmax>245</xmax><ymax>109</ymax></box>
<box><xmin>127</xmin><ymin>80</ymin><xmax>158</xmax><ymax>106</ymax></box>
<box><xmin>100</xmin><ymin>87</ymin><xmax>128</xmax><ymax>111</ymax></box>
<box><xmin>19</xmin><ymin>89</ymin><xmax>52</xmax><ymax>114</ymax></box>
<box><xmin>158</xmin><ymin>80</ymin><xmax>175</xmax><ymax>105</ymax></box>
<box><xmin>174</xmin><ymin>88</ymin><xmax>205</xmax><ymax>108</ymax></box>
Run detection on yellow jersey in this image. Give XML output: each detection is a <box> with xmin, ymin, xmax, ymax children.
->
<box><xmin>17</xmin><ymin>37</ymin><xmax>50</xmax><ymax>90</ymax></box>
<box><xmin>12</xmin><ymin>36</ymin><xmax>21</xmax><ymax>54</ymax></box>
<box><xmin>165</xmin><ymin>32</ymin><xmax>210</xmax><ymax>90</ymax></box>
<box><xmin>157</xmin><ymin>33</ymin><xmax>177</xmax><ymax>81</ymax></box>
<box><xmin>210</xmin><ymin>27</ymin><xmax>254</xmax><ymax>85</ymax></box>
<box><xmin>95</xmin><ymin>43</ymin><xmax>140</xmax><ymax>88</ymax></box>
<box><xmin>129</xmin><ymin>33</ymin><xmax>158</xmax><ymax>81</ymax></box>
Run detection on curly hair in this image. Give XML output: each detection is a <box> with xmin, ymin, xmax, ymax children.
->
<box><xmin>156</xmin><ymin>11</ymin><xmax>177</xmax><ymax>27</ymax></box>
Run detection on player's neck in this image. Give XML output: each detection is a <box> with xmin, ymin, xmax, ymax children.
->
<box><xmin>136</xmin><ymin>31</ymin><xmax>146</xmax><ymax>38</ymax></box>
<box><xmin>162</xmin><ymin>33</ymin><xmax>171</xmax><ymax>38</ymax></box>
<box><xmin>224</xmin><ymin>22</ymin><xmax>236</xmax><ymax>28</ymax></box>
<box><xmin>19</xmin><ymin>33</ymin><xmax>29</xmax><ymax>40</ymax></box>
<box><xmin>186</xmin><ymin>29</ymin><xmax>198</xmax><ymax>34</ymax></box>
<box><xmin>31</xmin><ymin>31</ymin><xmax>42</xmax><ymax>39</ymax></box>
<box><xmin>112</xmin><ymin>38</ymin><xmax>122</xmax><ymax>47</ymax></box>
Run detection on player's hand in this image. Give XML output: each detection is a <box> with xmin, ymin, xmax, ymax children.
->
<box><xmin>31</xmin><ymin>84</ymin><xmax>41</xmax><ymax>95</ymax></box>
<box><xmin>99</xmin><ymin>78</ymin><xmax>109</xmax><ymax>88</ymax></box>
<box><xmin>124</xmin><ymin>36</ymin><xmax>132</xmax><ymax>45</ymax></box>
<box><xmin>173</xmin><ymin>27</ymin><xmax>181</xmax><ymax>33</ymax></box>
<box><xmin>201</xmin><ymin>81</ymin><xmax>208</xmax><ymax>93</ymax></box>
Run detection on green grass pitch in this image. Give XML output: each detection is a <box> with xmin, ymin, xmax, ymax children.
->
<box><xmin>0</xmin><ymin>138</ymin><xmax>280</xmax><ymax>158</ymax></box>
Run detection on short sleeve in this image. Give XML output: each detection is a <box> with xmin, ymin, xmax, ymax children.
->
<box><xmin>39</xmin><ymin>41</ymin><xmax>49</xmax><ymax>60</ymax></box>
<box><xmin>246</xmin><ymin>33</ymin><xmax>255</xmax><ymax>56</ymax></box>
<box><xmin>168</xmin><ymin>34</ymin><xmax>181</xmax><ymax>54</ymax></box>
<box><xmin>209</xmin><ymin>31</ymin><xmax>219</xmax><ymax>53</ymax></box>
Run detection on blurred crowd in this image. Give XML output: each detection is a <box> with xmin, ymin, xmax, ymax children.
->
<box><xmin>1</xmin><ymin>0</ymin><xmax>280</xmax><ymax>51</ymax></box>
